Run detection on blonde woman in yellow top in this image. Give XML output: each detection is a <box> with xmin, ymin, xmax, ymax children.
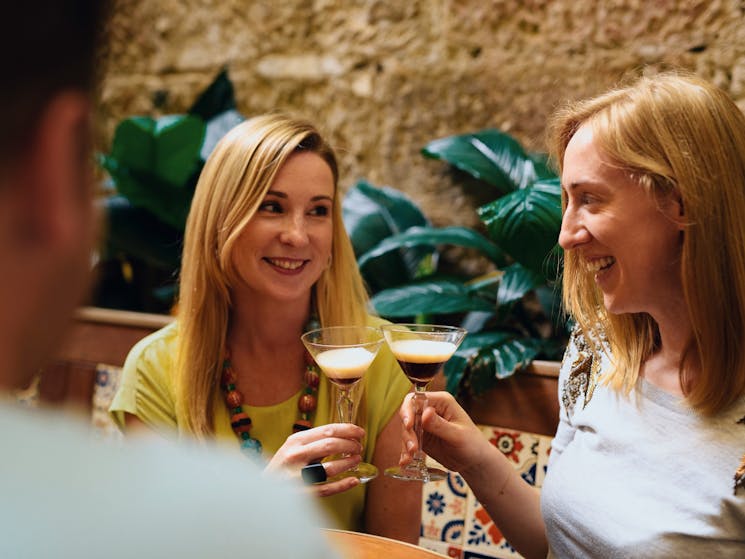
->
<box><xmin>110</xmin><ymin>114</ymin><xmax>420</xmax><ymax>541</ymax></box>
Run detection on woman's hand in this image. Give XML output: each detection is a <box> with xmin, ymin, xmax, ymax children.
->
<box><xmin>265</xmin><ymin>422</ymin><xmax>365</xmax><ymax>497</ymax></box>
<box><xmin>399</xmin><ymin>391</ymin><xmax>493</xmax><ymax>477</ymax></box>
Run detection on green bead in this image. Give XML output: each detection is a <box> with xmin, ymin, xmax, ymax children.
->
<box><xmin>241</xmin><ymin>438</ymin><xmax>262</xmax><ymax>455</ymax></box>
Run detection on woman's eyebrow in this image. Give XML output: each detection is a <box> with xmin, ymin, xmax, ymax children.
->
<box><xmin>265</xmin><ymin>190</ymin><xmax>333</xmax><ymax>202</ymax></box>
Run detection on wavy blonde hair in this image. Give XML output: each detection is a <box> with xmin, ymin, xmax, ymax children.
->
<box><xmin>176</xmin><ymin>114</ymin><xmax>370</xmax><ymax>438</ymax></box>
<box><xmin>549</xmin><ymin>71</ymin><xmax>745</xmax><ymax>415</ymax></box>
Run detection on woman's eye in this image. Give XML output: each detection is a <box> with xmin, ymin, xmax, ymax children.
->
<box><xmin>259</xmin><ymin>201</ymin><xmax>282</xmax><ymax>213</ymax></box>
<box><xmin>309</xmin><ymin>205</ymin><xmax>330</xmax><ymax>217</ymax></box>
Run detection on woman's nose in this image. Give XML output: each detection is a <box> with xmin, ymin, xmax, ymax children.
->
<box><xmin>279</xmin><ymin>214</ymin><xmax>309</xmax><ymax>246</ymax></box>
<box><xmin>558</xmin><ymin>208</ymin><xmax>589</xmax><ymax>251</ymax></box>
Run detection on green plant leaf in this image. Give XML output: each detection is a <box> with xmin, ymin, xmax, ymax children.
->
<box><xmin>343</xmin><ymin>180</ymin><xmax>432</xmax><ymax>292</ymax></box>
<box><xmin>358</xmin><ymin>225</ymin><xmax>505</xmax><ymax>269</ymax></box>
<box><xmin>107</xmin><ymin>114</ymin><xmax>206</xmax><ymax>188</ymax></box>
<box><xmin>442</xmin><ymin>332</ymin><xmax>543</xmax><ymax>395</ymax></box>
<box><xmin>108</xmin><ymin>117</ymin><xmax>155</xmax><ymax>173</ymax></box>
<box><xmin>152</xmin><ymin>115</ymin><xmax>206</xmax><ymax>187</ymax></box>
<box><xmin>422</xmin><ymin>129</ymin><xmax>542</xmax><ymax>192</ymax></box>
<box><xmin>478</xmin><ymin>177</ymin><xmax>562</xmax><ymax>272</ymax></box>
<box><xmin>370</xmin><ymin>279</ymin><xmax>495</xmax><ymax>317</ymax></box>
<box><xmin>102</xmin><ymin>163</ymin><xmax>197</xmax><ymax>230</ymax></box>
<box><xmin>497</xmin><ymin>263</ymin><xmax>545</xmax><ymax>308</ymax></box>
<box><xmin>189</xmin><ymin>68</ymin><xmax>237</xmax><ymax>121</ymax></box>
<box><xmin>101</xmin><ymin>196</ymin><xmax>182</xmax><ymax>269</ymax></box>
<box><xmin>443</xmin><ymin>330</ymin><xmax>511</xmax><ymax>393</ymax></box>
<box><xmin>468</xmin><ymin>335</ymin><xmax>543</xmax><ymax>393</ymax></box>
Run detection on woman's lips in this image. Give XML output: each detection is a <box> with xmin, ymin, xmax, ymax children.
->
<box><xmin>264</xmin><ymin>257</ymin><xmax>307</xmax><ymax>272</ymax></box>
<box><xmin>586</xmin><ymin>256</ymin><xmax>615</xmax><ymax>274</ymax></box>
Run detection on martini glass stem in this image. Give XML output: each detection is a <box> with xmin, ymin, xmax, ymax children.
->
<box><xmin>337</xmin><ymin>387</ymin><xmax>355</xmax><ymax>424</ymax></box>
<box><xmin>335</xmin><ymin>386</ymin><xmax>361</xmax><ymax>473</ymax></box>
<box><xmin>411</xmin><ymin>388</ymin><xmax>429</xmax><ymax>478</ymax></box>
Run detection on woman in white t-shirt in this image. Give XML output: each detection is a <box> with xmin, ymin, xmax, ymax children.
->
<box><xmin>397</xmin><ymin>71</ymin><xmax>745</xmax><ymax>558</ymax></box>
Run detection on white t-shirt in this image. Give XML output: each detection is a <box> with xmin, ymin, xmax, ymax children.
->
<box><xmin>0</xmin><ymin>403</ymin><xmax>339</xmax><ymax>559</ymax></box>
<box><xmin>541</xmin><ymin>332</ymin><xmax>745</xmax><ymax>558</ymax></box>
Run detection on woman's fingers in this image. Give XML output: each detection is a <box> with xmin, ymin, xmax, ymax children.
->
<box><xmin>298</xmin><ymin>436</ymin><xmax>363</xmax><ymax>464</ymax></box>
<box><xmin>312</xmin><ymin>475</ymin><xmax>360</xmax><ymax>498</ymax></box>
<box><xmin>321</xmin><ymin>454</ymin><xmax>362</xmax><ymax>479</ymax></box>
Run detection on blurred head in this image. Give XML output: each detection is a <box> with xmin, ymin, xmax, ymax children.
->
<box><xmin>549</xmin><ymin>71</ymin><xmax>745</xmax><ymax>413</ymax></box>
<box><xmin>0</xmin><ymin>2</ymin><xmax>109</xmax><ymax>389</ymax></box>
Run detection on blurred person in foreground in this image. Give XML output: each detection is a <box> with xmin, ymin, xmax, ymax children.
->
<box><xmin>0</xmin><ymin>3</ymin><xmax>338</xmax><ymax>558</ymax></box>
<box><xmin>398</xmin><ymin>71</ymin><xmax>745</xmax><ymax>558</ymax></box>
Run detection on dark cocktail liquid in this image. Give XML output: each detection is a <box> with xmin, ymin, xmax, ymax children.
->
<box><xmin>328</xmin><ymin>375</ymin><xmax>362</xmax><ymax>387</ymax></box>
<box><xmin>395</xmin><ymin>359</ymin><xmax>445</xmax><ymax>388</ymax></box>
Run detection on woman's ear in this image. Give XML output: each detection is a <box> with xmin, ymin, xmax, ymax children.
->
<box><xmin>665</xmin><ymin>189</ymin><xmax>686</xmax><ymax>231</ymax></box>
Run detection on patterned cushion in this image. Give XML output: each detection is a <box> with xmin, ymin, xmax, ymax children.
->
<box><xmin>91</xmin><ymin>364</ymin><xmax>123</xmax><ymax>442</ymax></box>
<box><xmin>418</xmin><ymin>426</ymin><xmax>553</xmax><ymax>559</ymax></box>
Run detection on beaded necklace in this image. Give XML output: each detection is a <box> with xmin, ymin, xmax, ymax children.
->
<box><xmin>220</xmin><ymin>319</ymin><xmax>321</xmax><ymax>460</ymax></box>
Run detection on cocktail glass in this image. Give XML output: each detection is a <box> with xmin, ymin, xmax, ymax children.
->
<box><xmin>380</xmin><ymin>323</ymin><xmax>467</xmax><ymax>482</ymax></box>
<box><xmin>301</xmin><ymin>325</ymin><xmax>383</xmax><ymax>483</ymax></box>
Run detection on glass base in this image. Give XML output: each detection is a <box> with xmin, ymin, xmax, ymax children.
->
<box><xmin>327</xmin><ymin>461</ymin><xmax>378</xmax><ymax>484</ymax></box>
<box><xmin>384</xmin><ymin>464</ymin><xmax>448</xmax><ymax>483</ymax></box>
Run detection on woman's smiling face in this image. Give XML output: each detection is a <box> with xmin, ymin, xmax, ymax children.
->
<box><xmin>230</xmin><ymin>151</ymin><xmax>334</xmax><ymax>305</ymax></box>
<box><xmin>558</xmin><ymin>124</ymin><xmax>684</xmax><ymax>317</ymax></box>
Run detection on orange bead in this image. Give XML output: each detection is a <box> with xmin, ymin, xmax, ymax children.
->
<box><xmin>298</xmin><ymin>393</ymin><xmax>317</xmax><ymax>413</ymax></box>
<box><xmin>304</xmin><ymin>368</ymin><xmax>320</xmax><ymax>389</ymax></box>
<box><xmin>225</xmin><ymin>390</ymin><xmax>242</xmax><ymax>408</ymax></box>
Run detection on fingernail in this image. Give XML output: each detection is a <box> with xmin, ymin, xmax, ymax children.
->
<box><xmin>406</xmin><ymin>440</ymin><xmax>415</xmax><ymax>451</ymax></box>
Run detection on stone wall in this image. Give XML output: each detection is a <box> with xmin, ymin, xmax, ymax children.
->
<box><xmin>100</xmin><ymin>0</ymin><xmax>745</xmax><ymax>228</ymax></box>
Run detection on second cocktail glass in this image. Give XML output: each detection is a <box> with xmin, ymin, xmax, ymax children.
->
<box><xmin>301</xmin><ymin>325</ymin><xmax>383</xmax><ymax>483</ymax></box>
<box><xmin>381</xmin><ymin>323</ymin><xmax>467</xmax><ymax>482</ymax></box>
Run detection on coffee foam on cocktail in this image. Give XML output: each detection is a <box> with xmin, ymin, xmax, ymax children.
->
<box><xmin>315</xmin><ymin>347</ymin><xmax>376</xmax><ymax>378</ymax></box>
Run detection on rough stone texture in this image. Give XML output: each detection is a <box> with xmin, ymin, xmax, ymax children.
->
<box><xmin>99</xmin><ymin>0</ymin><xmax>745</xmax><ymax>230</ymax></box>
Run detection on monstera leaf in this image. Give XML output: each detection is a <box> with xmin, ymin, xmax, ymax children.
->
<box><xmin>422</xmin><ymin>129</ymin><xmax>554</xmax><ymax>193</ymax></box>
<box><xmin>101</xmin><ymin>115</ymin><xmax>205</xmax><ymax>230</ymax></box>
<box><xmin>370</xmin><ymin>278</ymin><xmax>497</xmax><ymax>318</ymax></box>
<box><xmin>342</xmin><ymin>180</ymin><xmax>434</xmax><ymax>293</ymax></box>
<box><xmin>358</xmin><ymin>225</ymin><xmax>506</xmax><ymax>269</ymax></box>
<box><xmin>478</xmin><ymin>178</ymin><xmax>562</xmax><ymax>274</ymax></box>
<box><xmin>443</xmin><ymin>331</ymin><xmax>544</xmax><ymax>393</ymax></box>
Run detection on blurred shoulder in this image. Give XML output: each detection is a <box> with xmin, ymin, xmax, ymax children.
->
<box><xmin>125</xmin><ymin>321</ymin><xmax>178</xmax><ymax>363</ymax></box>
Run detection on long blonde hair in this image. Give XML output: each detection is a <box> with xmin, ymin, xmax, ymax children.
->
<box><xmin>176</xmin><ymin>114</ymin><xmax>369</xmax><ymax>438</ymax></box>
<box><xmin>549</xmin><ymin>71</ymin><xmax>745</xmax><ymax>415</ymax></box>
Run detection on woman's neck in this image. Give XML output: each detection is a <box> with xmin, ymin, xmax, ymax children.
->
<box><xmin>643</xmin><ymin>303</ymin><xmax>697</xmax><ymax>396</ymax></box>
<box><xmin>228</xmin><ymin>292</ymin><xmax>312</xmax><ymax>353</ymax></box>
<box><xmin>224</xmin><ymin>292</ymin><xmax>312</xmax><ymax>405</ymax></box>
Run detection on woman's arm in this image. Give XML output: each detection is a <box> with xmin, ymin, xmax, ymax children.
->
<box><xmin>123</xmin><ymin>412</ymin><xmax>164</xmax><ymax>437</ymax></box>
<box><xmin>363</xmin><ymin>412</ymin><xmax>422</xmax><ymax>544</ymax></box>
<box><xmin>400</xmin><ymin>391</ymin><xmax>548</xmax><ymax>558</ymax></box>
